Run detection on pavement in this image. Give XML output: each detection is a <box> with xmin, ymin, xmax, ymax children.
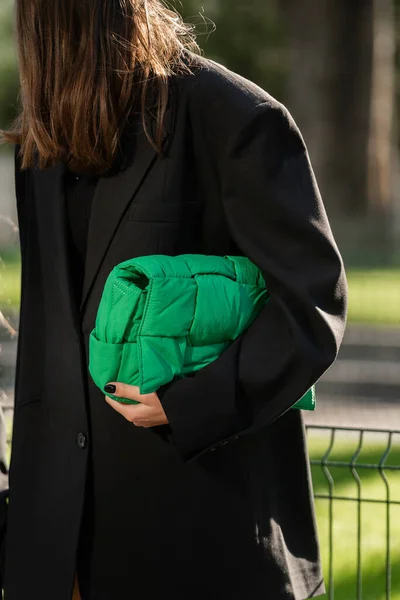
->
<box><xmin>305</xmin><ymin>323</ymin><xmax>400</xmax><ymax>432</ymax></box>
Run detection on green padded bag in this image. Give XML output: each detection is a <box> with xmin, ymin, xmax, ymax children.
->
<box><xmin>89</xmin><ymin>254</ymin><xmax>316</xmax><ymax>411</ymax></box>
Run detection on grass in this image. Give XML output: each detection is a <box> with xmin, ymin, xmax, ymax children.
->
<box><xmin>0</xmin><ymin>252</ymin><xmax>20</xmax><ymax>312</ymax></box>
<box><xmin>346</xmin><ymin>269</ymin><xmax>400</xmax><ymax>327</ymax></box>
<box><xmin>2</xmin><ymin>258</ymin><xmax>399</xmax><ymax>326</ymax></box>
<box><xmin>307</xmin><ymin>432</ymin><xmax>400</xmax><ymax>600</ymax></box>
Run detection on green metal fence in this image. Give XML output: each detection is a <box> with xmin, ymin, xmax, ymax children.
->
<box><xmin>306</xmin><ymin>425</ymin><xmax>400</xmax><ymax>600</ymax></box>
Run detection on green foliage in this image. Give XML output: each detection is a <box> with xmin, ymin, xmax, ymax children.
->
<box><xmin>0</xmin><ymin>0</ymin><xmax>19</xmax><ymax>132</ymax></box>
<box><xmin>177</xmin><ymin>0</ymin><xmax>288</xmax><ymax>100</ymax></box>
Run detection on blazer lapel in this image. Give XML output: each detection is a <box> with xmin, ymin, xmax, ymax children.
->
<box><xmin>33</xmin><ymin>162</ymin><xmax>81</xmax><ymax>328</ymax></box>
<box><xmin>79</xmin><ymin>128</ymin><xmax>158</xmax><ymax>316</ymax></box>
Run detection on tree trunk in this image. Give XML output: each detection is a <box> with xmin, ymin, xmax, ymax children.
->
<box><xmin>368</xmin><ymin>0</ymin><xmax>396</xmax><ymax>216</ymax></box>
<box><xmin>280</xmin><ymin>0</ymin><xmax>375</xmax><ymax>217</ymax></box>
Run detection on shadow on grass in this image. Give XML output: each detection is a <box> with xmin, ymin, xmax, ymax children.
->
<box><xmin>322</xmin><ymin>558</ymin><xmax>400</xmax><ymax>600</ymax></box>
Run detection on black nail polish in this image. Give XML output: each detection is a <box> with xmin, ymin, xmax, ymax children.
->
<box><xmin>104</xmin><ymin>384</ymin><xmax>116</xmax><ymax>393</ymax></box>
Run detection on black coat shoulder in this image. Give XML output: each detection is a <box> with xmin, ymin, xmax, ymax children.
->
<box><xmin>171</xmin><ymin>53</ymin><xmax>304</xmax><ymax>165</ymax></box>
<box><xmin>179</xmin><ymin>53</ymin><xmax>282</xmax><ymax>113</ymax></box>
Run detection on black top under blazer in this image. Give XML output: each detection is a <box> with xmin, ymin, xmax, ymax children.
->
<box><xmin>4</xmin><ymin>55</ymin><xmax>347</xmax><ymax>600</ymax></box>
<box><xmin>63</xmin><ymin>169</ymin><xmax>98</xmax><ymax>305</ymax></box>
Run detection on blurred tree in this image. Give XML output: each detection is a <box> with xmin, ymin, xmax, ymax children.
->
<box><xmin>280</xmin><ymin>0</ymin><xmax>397</xmax><ymax>221</ymax></box>
<box><xmin>279</xmin><ymin>0</ymin><xmax>375</xmax><ymax>216</ymax></box>
<box><xmin>368</xmin><ymin>0</ymin><xmax>397</xmax><ymax>214</ymax></box>
<box><xmin>394</xmin><ymin>0</ymin><xmax>400</xmax><ymax>245</ymax></box>
<box><xmin>0</xmin><ymin>0</ymin><xmax>19</xmax><ymax>136</ymax></box>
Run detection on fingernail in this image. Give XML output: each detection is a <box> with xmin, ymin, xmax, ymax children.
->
<box><xmin>104</xmin><ymin>384</ymin><xmax>116</xmax><ymax>393</ymax></box>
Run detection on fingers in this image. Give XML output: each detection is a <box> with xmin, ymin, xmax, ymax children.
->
<box><xmin>105</xmin><ymin>396</ymin><xmax>149</xmax><ymax>420</ymax></box>
<box><xmin>104</xmin><ymin>382</ymin><xmax>152</xmax><ymax>405</ymax></box>
<box><xmin>104</xmin><ymin>396</ymin><xmax>166</xmax><ymax>428</ymax></box>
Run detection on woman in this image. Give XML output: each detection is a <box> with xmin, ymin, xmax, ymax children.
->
<box><xmin>1</xmin><ymin>1</ymin><xmax>347</xmax><ymax>599</ymax></box>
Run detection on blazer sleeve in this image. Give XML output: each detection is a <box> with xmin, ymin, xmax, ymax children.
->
<box><xmin>158</xmin><ymin>100</ymin><xmax>348</xmax><ymax>462</ymax></box>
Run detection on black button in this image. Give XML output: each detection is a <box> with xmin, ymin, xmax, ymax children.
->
<box><xmin>76</xmin><ymin>432</ymin><xmax>88</xmax><ymax>449</ymax></box>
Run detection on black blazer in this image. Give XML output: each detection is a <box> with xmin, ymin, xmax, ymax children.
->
<box><xmin>4</xmin><ymin>56</ymin><xmax>347</xmax><ymax>600</ymax></box>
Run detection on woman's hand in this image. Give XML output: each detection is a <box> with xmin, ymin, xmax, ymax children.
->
<box><xmin>104</xmin><ymin>382</ymin><xmax>169</xmax><ymax>428</ymax></box>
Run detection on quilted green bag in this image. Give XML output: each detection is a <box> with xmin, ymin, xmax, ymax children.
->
<box><xmin>89</xmin><ymin>254</ymin><xmax>316</xmax><ymax>411</ymax></box>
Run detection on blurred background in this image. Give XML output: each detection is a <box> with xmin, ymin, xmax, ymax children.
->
<box><xmin>0</xmin><ymin>1</ymin><xmax>399</xmax><ymax>598</ymax></box>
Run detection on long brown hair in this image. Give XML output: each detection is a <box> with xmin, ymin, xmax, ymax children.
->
<box><xmin>1</xmin><ymin>0</ymin><xmax>199</xmax><ymax>174</ymax></box>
